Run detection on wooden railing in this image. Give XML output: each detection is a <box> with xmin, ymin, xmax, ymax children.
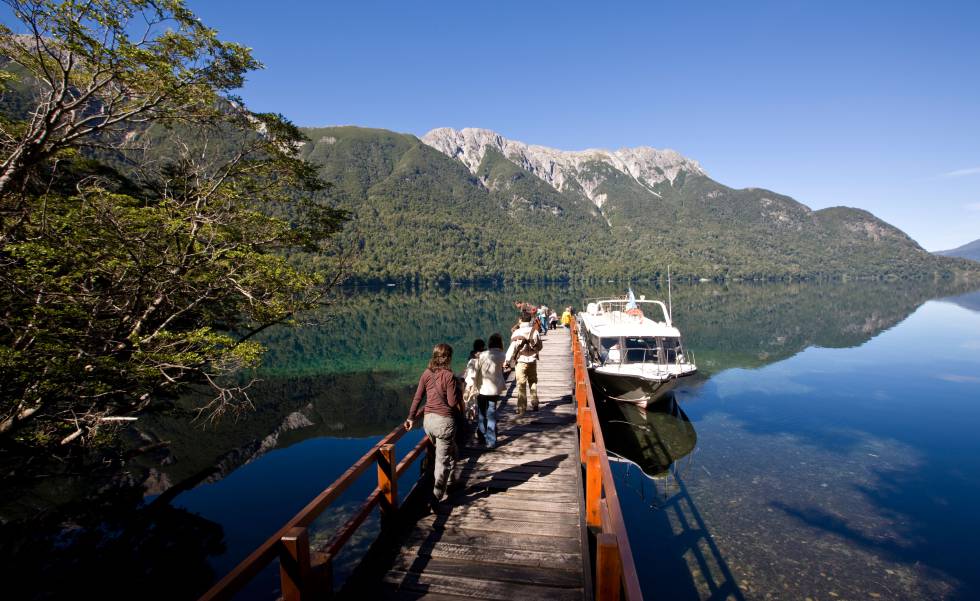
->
<box><xmin>571</xmin><ymin>318</ymin><xmax>644</xmax><ymax>601</ymax></box>
<box><xmin>198</xmin><ymin>426</ymin><xmax>432</xmax><ymax>601</ymax></box>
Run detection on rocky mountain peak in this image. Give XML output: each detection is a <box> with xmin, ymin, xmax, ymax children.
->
<box><xmin>421</xmin><ymin>127</ymin><xmax>705</xmax><ymax>206</ymax></box>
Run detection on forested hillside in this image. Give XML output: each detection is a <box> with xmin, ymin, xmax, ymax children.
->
<box><xmin>299</xmin><ymin>126</ymin><xmax>979</xmax><ymax>283</ymax></box>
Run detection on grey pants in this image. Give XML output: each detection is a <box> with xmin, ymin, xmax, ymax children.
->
<box><xmin>423</xmin><ymin>413</ymin><xmax>458</xmax><ymax>500</ymax></box>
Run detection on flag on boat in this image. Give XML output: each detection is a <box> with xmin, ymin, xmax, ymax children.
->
<box><xmin>626</xmin><ymin>288</ymin><xmax>637</xmax><ymax>310</ymax></box>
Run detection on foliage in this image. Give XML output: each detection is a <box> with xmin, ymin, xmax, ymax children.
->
<box><xmin>0</xmin><ymin>0</ymin><xmax>259</xmax><ymax>194</ymax></box>
<box><xmin>0</xmin><ymin>1</ymin><xmax>347</xmax><ymax>448</ymax></box>
<box><xmin>297</xmin><ymin>126</ymin><xmax>980</xmax><ymax>284</ymax></box>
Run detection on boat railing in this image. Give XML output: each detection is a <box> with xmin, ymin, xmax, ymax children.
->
<box><xmin>572</xmin><ymin>317</ymin><xmax>645</xmax><ymax>601</ymax></box>
<box><xmin>197</xmin><ymin>424</ymin><xmax>432</xmax><ymax>601</ymax></box>
<box><xmin>591</xmin><ymin>300</ymin><xmax>672</xmax><ymax>327</ymax></box>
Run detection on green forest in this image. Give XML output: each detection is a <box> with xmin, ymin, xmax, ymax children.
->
<box><xmin>297</xmin><ymin>126</ymin><xmax>980</xmax><ymax>284</ymax></box>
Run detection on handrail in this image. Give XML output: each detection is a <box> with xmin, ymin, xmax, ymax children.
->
<box><xmin>198</xmin><ymin>424</ymin><xmax>432</xmax><ymax>601</ymax></box>
<box><xmin>571</xmin><ymin>317</ymin><xmax>645</xmax><ymax>601</ymax></box>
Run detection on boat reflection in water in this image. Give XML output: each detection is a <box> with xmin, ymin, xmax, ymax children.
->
<box><xmin>597</xmin><ymin>392</ymin><xmax>697</xmax><ymax>500</ymax></box>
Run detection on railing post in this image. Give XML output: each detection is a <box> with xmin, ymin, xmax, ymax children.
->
<box><xmin>311</xmin><ymin>551</ymin><xmax>334</xmax><ymax>599</ymax></box>
<box><xmin>586</xmin><ymin>447</ymin><xmax>601</xmax><ymax>529</ymax></box>
<box><xmin>377</xmin><ymin>443</ymin><xmax>397</xmax><ymax>522</ymax></box>
<box><xmin>579</xmin><ymin>406</ymin><xmax>593</xmax><ymax>464</ymax></box>
<box><xmin>279</xmin><ymin>527</ymin><xmax>312</xmax><ymax>601</ymax></box>
<box><xmin>421</xmin><ymin>436</ymin><xmax>435</xmax><ymax>481</ymax></box>
<box><xmin>596</xmin><ymin>532</ymin><xmax>623</xmax><ymax>601</ymax></box>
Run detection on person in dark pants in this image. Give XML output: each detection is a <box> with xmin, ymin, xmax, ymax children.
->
<box><xmin>475</xmin><ymin>333</ymin><xmax>507</xmax><ymax>448</ymax></box>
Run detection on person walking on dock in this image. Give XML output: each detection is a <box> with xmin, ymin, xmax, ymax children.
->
<box><xmin>537</xmin><ymin>305</ymin><xmax>549</xmax><ymax>337</ymax></box>
<box><xmin>506</xmin><ymin>313</ymin><xmax>542</xmax><ymax>414</ymax></box>
<box><xmin>405</xmin><ymin>343</ymin><xmax>461</xmax><ymax>501</ymax></box>
<box><xmin>463</xmin><ymin>339</ymin><xmax>486</xmax><ymax>421</ymax></box>
<box><xmin>561</xmin><ymin>306</ymin><xmax>572</xmax><ymax>329</ymax></box>
<box><xmin>475</xmin><ymin>333</ymin><xmax>507</xmax><ymax>448</ymax></box>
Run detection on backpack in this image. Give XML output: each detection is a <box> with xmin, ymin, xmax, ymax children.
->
<box><xmin>517</xmin><ymin>331</ymin><xmax>542</xmax><ymax>356</ymax></box>
<box><xmin>528</xmin><ymin>333</ymin><xmax>543</xmax><ymax>353</ymax></box>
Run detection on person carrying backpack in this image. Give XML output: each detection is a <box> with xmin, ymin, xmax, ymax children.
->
<box><xmin>505</xmin><ymin>312</ymin><xmax>542</xmax><ymax>414</ymax></box>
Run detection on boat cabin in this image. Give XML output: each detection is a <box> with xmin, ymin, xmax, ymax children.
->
<box><xmin>597</xmin><ymin>335</ymin><xmax>686</xmax><ymax>366</ymax></box>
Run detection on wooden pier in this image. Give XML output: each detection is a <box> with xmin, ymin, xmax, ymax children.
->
<box><xmin>351</xmin><ymin>327</ymin><xmax>586</xmax><ymax>600</ymax></box>
<box><xmin>200</xmin><ymin>321</ymin><xmax>643</xmax><ymax>601</ymax></box>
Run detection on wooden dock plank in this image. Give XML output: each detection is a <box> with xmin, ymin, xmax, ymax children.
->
<box><xmin>381</xmin><ymin>571</ymin><xmax>584</xmax><ymax>601</ymax></box>
<box><xmin>401</xmin><ymin>528</ymin><xmax>582</xmax><ymax>554</ymax></box>
<box><xmin>398</xmin><ymin>540</ymin><xmax>581</xmax><ymax>571</ymax></box>
<box><xmin>389</xmin><ymin>556</ymin><xmax>583</xmax><ymax>587</ymax></box>
<box><xmin>343</xmin><ymin>328</ymin><xmax>585</xmax><ymax>601</ymax></box>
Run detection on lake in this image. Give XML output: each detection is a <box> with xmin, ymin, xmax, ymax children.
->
<box><xmin>2</xmin><ymin>280</ymin><xmax>980</xmax><ymax>600</ymax></box>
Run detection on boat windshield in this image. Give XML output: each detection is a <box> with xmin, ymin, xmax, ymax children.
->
<box><xmin>662</xmin><ymin>336</ymin><xmax>684</xmax><ymax>362</ymax></box>
<box><xmin>597</xmin><ymin>336</ymin><xmax>685</xmax><ymax>365</ymax></box>
<box><xmin>623</xmin><ymin>336</ymin><xmax>658</xmax><ymax>363</ymax></box>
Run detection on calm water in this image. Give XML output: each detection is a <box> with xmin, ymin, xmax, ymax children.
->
<box><xmin>3</xmin><ymin>281</ymin><xmax>980</xmax><ymax>600</ymax></box>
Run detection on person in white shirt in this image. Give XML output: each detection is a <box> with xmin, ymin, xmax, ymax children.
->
<box><xmin>606</xmin><ymin>341</ymin><xmax>622</xmax><ymax>364</ymax></box>
<box><xmin>505</xmin><ymin>313</ymin><xmax>542</xmax><ymax>414</ymax></box>
<box><xmin>475</xmin><ymin>333</ymin><xmax>507</xmax><ymax>448</ymax></box>
<box><xmin>462</xmin><ymin>339</ymin><xmax>485</xmax><ymax>421</ymax></box>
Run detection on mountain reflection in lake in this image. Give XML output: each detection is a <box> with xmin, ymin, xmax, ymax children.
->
<box><xmin>3</xmin><ymin>279</ymin><xmax>980</xmax><ymax>600</ymax></box>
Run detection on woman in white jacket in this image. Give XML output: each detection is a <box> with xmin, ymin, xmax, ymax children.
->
<box><xmin>475</xmin><ymin>333</ymin><xmax>507</xmax><ymax>449</ymax></box>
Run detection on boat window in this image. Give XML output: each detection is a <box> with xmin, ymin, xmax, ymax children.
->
<box><xmin>623</xmin><ymin>336</ymin><xmax>658</xmax><ymax>363</ymax></box>
<box><xmin>599</xmin><ymin>337</ymin><xmax>619</xmax><ymax>351</ymax></box>
<box><xmin>661</xmin><ymin>337</ymin><xmax>683</xmax><ymax>362</ymax></box>
<box><xmin>599</xmin><ymin>337</ymin><xmax>620</xmax><ymax>363</ymax></box>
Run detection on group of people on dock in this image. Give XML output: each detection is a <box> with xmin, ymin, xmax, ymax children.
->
<box><xmin>403</xmin><ymin>302</ymin><xmax>574</xmax><ymax>502</ymax></box>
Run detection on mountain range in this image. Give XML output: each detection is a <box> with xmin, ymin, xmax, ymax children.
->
<box><xmin>0</xmin><ymin>53</ymin><xmax>973</xmax><ymax>284</ymax></box>
<box><xmin>297</xmin><ymin>125</ymin><xmax>976</xmax><ymax>283</ymax></box>
<box><xmin>936</xmin><ymin>238</ymin><xmax>980</xmax><ymax>262</ymax></box>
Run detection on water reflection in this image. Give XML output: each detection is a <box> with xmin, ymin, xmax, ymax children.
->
<box><xmin>940</xmin><ymin>289</ymin><xmax>980</xmax><ymax>314</ymax></box>
<box><xmin>3</xmin><ymin>279</ymin><xmax>979</xmax><ymax>600</ymax></box>
<box><xmin>596</xmin><ymin>393</ymin><xmax>746</xmax><ymax>601</ymax></box>
<box><xmin>598</xmin><ymin>394</ymin><xmax>697</xmax><ymax>479</ymax></box>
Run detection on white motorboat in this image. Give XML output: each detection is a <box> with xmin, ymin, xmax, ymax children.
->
<box><xmin>577</xmin><ymin>291</ymin><xmax>697</xmax><ymax>407</ymax></box>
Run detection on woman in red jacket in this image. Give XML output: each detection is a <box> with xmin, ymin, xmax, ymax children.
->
<box><xmin>405</xmin><ymin>343</ymin><xmax>462</xmax><ymax>501</ymax></box>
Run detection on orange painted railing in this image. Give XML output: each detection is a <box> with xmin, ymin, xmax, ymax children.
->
<box><xmin>198</xmin><ymin>426</ymin><xmax>432</xmax><ymax>601</ymax></box>
<box><xmin>571</xmin><ymin>317</ymin><xmax>644</xmax><ymax>601</ymax></box>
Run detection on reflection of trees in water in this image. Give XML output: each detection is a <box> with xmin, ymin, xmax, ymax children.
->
<box><xmin>0</xmin><ymin>481</ymin><xmax>224</xmax><ymax>601</ymax></box>
<box><xmin>940</xmin><ymin>288</ymin><xmax>980</xmax><ymax>313</ymax></box>
<box><xmin>667</xmin><ymin>280</ymin><xmax>980</xmax><ymax>374</ymax></box>
<box><xmin>3</xmin><ymin>280</ymin><xmax>976</xmax><ymax>601</ymax></box>
<box><xmin>256</xmin><ymin>280</ymin><xmax>980</xmax><ymax>382</ymax></box>
<box><xmin>254</xmin><ymin>283</ymin><xmax>586</xmax><ymax>379</ymax></box>
<box><xmin>132</xmin><ymin>370</ymin><xmax>415</xmax><ymax>489</ymax></box>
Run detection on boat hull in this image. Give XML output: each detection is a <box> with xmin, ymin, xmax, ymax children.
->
<box><xmin>589</xmin><ymin>368</ymin><xmax>694</xmax><ymax>408</ymax></box>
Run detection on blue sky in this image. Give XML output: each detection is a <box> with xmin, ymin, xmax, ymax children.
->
<box><xmin>9</xmin><ymin>1</ymin><xmax>980</xmax><ymax>250</ymax></box>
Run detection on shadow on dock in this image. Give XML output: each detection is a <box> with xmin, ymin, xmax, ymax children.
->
<box><xmin>338</xmin><ymin>453</ymin><xmax>571</xmax><ymax>599</ymax></box>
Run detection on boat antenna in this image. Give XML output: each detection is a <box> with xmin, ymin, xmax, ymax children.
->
<box><xmin>667</xmin><ymin>265</ymin><xmax>673</xmax><ymax>322</ymax></box>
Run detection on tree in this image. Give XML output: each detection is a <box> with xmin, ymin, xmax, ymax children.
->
<box><xmin>0</xmin><ymin>1</ymin><xmax>348</xmax><ymax>448</ymax></box>
<box><xmin>0</xmin><ymin>0</ymin><xmax>256</xmax><ymax>196</ymax></box>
